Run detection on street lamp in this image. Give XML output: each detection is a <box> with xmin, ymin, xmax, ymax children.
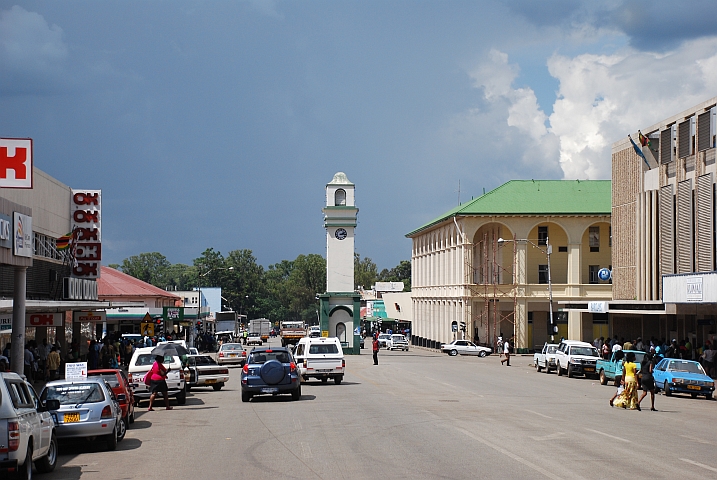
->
<box><xmin>498</xmin><ymin>236</ymin><xmax>555</xmax><ymax>343</ymax></box>
<box><xmin>195</xmin><ymin>266</ymin><xmax>234</xmax><ymax>348</ymax></box>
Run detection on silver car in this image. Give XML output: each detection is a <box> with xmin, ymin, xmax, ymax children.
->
<box><xmin>217</xmin><ymin>343</ymin><xmax>247</xmax><ymax>366</ymax></box>
<box><xmin>41</xmin><ymin>378</ymin><xmax>125</xmax><ymax>451</ymax></box>
<box><xmin>441</xmin><ymin>340</ymin><xmax>493</xmax><ymax>357</ymax></box>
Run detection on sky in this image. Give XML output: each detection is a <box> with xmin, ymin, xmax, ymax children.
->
<box><xmin>2</xmin><ymin>0</ymin><xmax>717</xmax><ymax>271</ymax></box>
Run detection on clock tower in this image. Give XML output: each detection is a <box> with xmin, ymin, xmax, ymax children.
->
<box><xmin>319</xmin><ymin>172</ymin><xmax>361</xmax><ymax>354</ymax></box>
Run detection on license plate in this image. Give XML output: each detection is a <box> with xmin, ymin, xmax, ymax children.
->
<box><xmin>584</xmin><ymin>368</ymin><xmax>595</xmax><ymax>372</ymax></box>
<box><xmin>687</xmin><ymin>385</ymin><xmax>701</xmax><ymax>390</ymax></box>
<box><xmin>261</xmin><ymin>388</ymin><xmax>278</xmax><ymax>394</ymax></box>
<box><xmin>229</xmin><ymin>354</ymin><xmax>237</xmax><ymax>357</ymax></box>
<box><xmin>205</xmin><ymin>379</ymin><xmax>217</xmax><ymax>384</ymax></box>
<box><xmin>64</xmin><ymin>413</ymin><xmax>80</xmax><ymax>423</ymax></box>
<box><xmin>316</xmin><ymin>369</ymin><xmax>331</xmax><ymax>373</ymax></box>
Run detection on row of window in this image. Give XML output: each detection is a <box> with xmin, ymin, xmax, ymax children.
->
<box><xmin>537</xmin><ymin>225</ymin><xmax>611</xmax><ymax>252</ymax></box>
<box><xmin>536</xmin><ymin>264</ymin><xmax>612</xmax><ymax>284</ymax></box>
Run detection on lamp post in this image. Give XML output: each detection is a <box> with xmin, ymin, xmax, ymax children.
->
<box><xmin>196</xmin><ymin>266</ymin><xmax>234</xmax><ymax>348</ymax></box>
<box><xmin>498</xmin><ymin>236</ymin><xmax>555</xmax><ymax>344</ymax></box>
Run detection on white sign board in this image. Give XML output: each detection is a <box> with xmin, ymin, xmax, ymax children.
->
<box><xmin>0</xmin><ymin>313</ymin><xmax>63</xmax><ymax>332</ymax></box>
<box><xmin>0</xmin><ymin>315</ymin><xmax>11</xmax><ymax>332</ymax></box>
<box><xmin>65</xmin><ymin>362</ymin><xmax>88</xmax><ymax>380</ymax></box>
<box><xmin>663</xmin><ymin>273</ymin><xmax>717</xmax><ymax>303</ymax></box>
<box><xmin>73</xmin><ymin>311</ymin><xmax>106</xmax><ymax>323</ymax></box>
<box><xmin>588</xmin><ymin>302</ymin><xmax>608</xmax><ymax>314</ymax></box>
<box><xmin>0</xmin><ymin>138</ymin><xmax>33</xmax><ymax>188</ymax></box>
<box><xmin>13</xmin><ymin>212</ymin><xmax>32</xmax><ymax>258</ymax></box>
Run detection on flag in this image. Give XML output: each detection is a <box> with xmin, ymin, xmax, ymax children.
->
<box><xmin>638</xmin><ymin>130</ymin><xmax>651</xmax><ymax>147</ymax></box>
<box><xmin>56</xmin><ymin>232</ymin><xmax>73</xmax><ymax>250</ymax></box>
<box><xmin>628</xmin><ymin>134</ymin><xmax>650</xmax><ymax>168</ymax></box>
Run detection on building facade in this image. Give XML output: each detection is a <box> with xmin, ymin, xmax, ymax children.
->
<box><xmin>407</xmin><ymin>180</ymin><xmax>612</xmax><ymax>351</ymax></box>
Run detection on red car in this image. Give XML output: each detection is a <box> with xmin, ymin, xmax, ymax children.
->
<box><xmin>88</xmin><ymin>369</ymin><xmax>135</xmax><ymax>429</ymax></box>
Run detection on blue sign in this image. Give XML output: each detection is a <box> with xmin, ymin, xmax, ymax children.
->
<box><xmin>598</xmin><ymin>268</ymin><xmax>611</xmax><ymax>281</ymax></box>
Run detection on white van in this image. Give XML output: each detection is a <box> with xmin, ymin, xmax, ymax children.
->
<box><xmin>127</xmin><ymin>347</ymin><xmax>187</xmax><ymax>405</ymax></box>
<box><xmin>293</xmin><ymin>337</ymin><xmax>345</xmax><ymax>385</ymax></box>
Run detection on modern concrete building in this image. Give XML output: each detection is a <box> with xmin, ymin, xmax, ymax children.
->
<box><xmin>407</xmin><ymin>180</ymin><xmax>612</xmax><ymax>352</ymax></box>
<box><xmin>606</xmin><ymin>97</ymin><xmax>717</xmax><ymax>346</ymax></box>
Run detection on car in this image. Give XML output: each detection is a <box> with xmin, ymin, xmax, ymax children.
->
<box><xmin>596</xmin><ymin>350</ymin><xmax>644</xmax><ymax>386</ymax></box>
<box><xmin>554</xmin><ymin>340</ymin><xmax>600</xmax><ymax>378</ymax></box>
<box><xmin>246</xmin><ymin>332</ymin><xmax>262</xmax><ymax>346</ymax></box>
<box><xmin>87</xmin><ymin>369</ymin><xmax>136</xmax><ymax>431</ymax></box>
<box><xmin>186</xmin><ymin>355</ymin><xmax>229</xmax><ymax>391</ymax></box>
<box><xmin>188</xmin><ymin>347</ymin><xmax>199</xmax><ymax>355</ymax></box>
<box><xmin>533</xmin><ymin>343</ymin><xmax>559</xmax><ymax>373</ymax></box>
<box><xmin>653</xmin><ymin>358</ymin><xmax>715</xmax><ymax>399</ymax></box>
<box><xmin>293</xmin><ymin>336</ymin><xmax>345</xmax><ymax>384</ymax></box>
<box><xmin>240</xmin><ymin>346</ymin><xmax>301</xmax><ymax>402</ymax></box>
<box><xmin>41</xmin><ymin>377</ymin><xmax>124</xmax><ymax>451</ymax></box>
<box><xmin>386</xmin><ymin>334</ymin><xmax>409</xmax><ymax>351</ymax></box>
<box><xmin>441</xmin><ymin>340</ymin><xmax>492</xmax><ymax>357</ymax></box>
<box><xmin>0</xmin><ymin>372</ymin><xmax>58</xmax><ymax>478</ymax></box>
<box><xmin>377</xmin><ymin>333</ymin><xmax>392</xmax><ymax>348</ymax></box>
<box><xmin>127</xmin><ymin>347</ymin><xmax>187</xmax><ymax>405</ymax></box>
<box><xmin>217</xmin><ymin>343</ymin><xmax>247</xmax><ymax>366</ymax></box>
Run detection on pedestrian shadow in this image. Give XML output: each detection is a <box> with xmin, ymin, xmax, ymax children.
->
<box><xmin>182</xmin><ymin>397</ymin><xmax>205</xmax><ymax>406</ymax></box>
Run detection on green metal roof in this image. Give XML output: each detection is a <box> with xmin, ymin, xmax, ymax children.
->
<box><xmin>406</xmin><ymin>180</ymin><xmax>611</xmax><ymax>237</ymax></box>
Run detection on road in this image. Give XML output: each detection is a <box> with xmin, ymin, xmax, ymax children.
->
<box><xmin>48</xmin><ymin>338</ymin><xmax>717</xmax><ymax>479</ymax></box>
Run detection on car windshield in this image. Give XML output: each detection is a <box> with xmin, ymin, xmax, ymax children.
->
<box><xmin>571</xmin><ymin>347</ymin><xmax>598</xmax><ymax>357</ymax></box>
<box><xmin>309</xmin><ymin>344</ymin><xmax>339</xmax><ymax>354</ymax></box>
<box><xmin>667</xmin><ymin>361</ymin><xmax>706</xmax><ymax>374</ymax></box>
<box><xmin>391</xmin><ymin>336</ymin><xmax>404</xmax><ymax>341</ymax></box>
<box><xmin>221</xmin><ymin>344</ymin><xmax>243</xmax><ymax>351</ymax></box>
<box><xmin>195</xmin><ymin>356</ymin><xmax>217</xmax><ymax>366</ymax></box>
<box><xmin>135</xmin><ymin>354</ymin><xmax>174</xmax><ymax>366</ymax></box>
<box><xmin>248</xmin><ymin>332</ymin><xmax>260</xmax><ymax>337</ymax></box>
<box><xmin>249</xmin><ymin>351</ymin><xmax>291</xmax><ymax>364</ymax></box>
<box><xmin>547</xmin><ymin>346</ymin><xmax>557</xmax><ymax>353</ymax></box>
<box><xmin>87</xmin><ymin>373</ymin><xmax>120</xmax><ymax>388</ymax></box>
<box><xmin>379</xmin><ymin>334</ymin><xmax>390</xmax><ymax>339</ymax></box>
<box><xmin>43</xmin><ymin>383</ymin><xmax>105</xmax><ymax>405</ymax></box>
<box><xmin>632</xmin><ymin>352</ymin><xmax>646</xmax><ymax>364</ymax></box>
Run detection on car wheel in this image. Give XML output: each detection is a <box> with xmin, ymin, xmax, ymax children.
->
<box><xmin>567</xmin><ymin>364</ymin><xmax>574</xmax><ymax>378</ymax></box>
<box><xmin>17</xmin><ymin>443</ymin><xmax>32</xmax><ymax>479</ymax></box>
<box><xmin>691</xmin><ymin>393</ymin><xmax>698</xmax><ymax>398</ymax></box>
<box><xmin>36</xmin><ymin>433</ymin><xmax>57</xmax><ymax>473</ymax></box>
<box><xmin>479</xmin><ymin>351</ymin><xmax>487</xmax><ymax>358</ymax></box>
<box><xmin>176</xmin><ymin>389</ymin><xmax>187</xmax><ymax>405</ymax></box>
<box><xmin>599</xmin><ymin>370</ymin><xmax>607</xmax><ymax>385</ymax></box>
<box><xmin>449</xmin><ymin>349</ymin><xmax>458</xmax><ymax>356</ymax></box>
<box><xmin>117</xmin><ymin>417</ymin><xmax>127</xmax><ymax>442</ymax></box>
<box><xmin>212</xmin><ymin>384</ymin><xmax>223</xmax><ymax>391</ymax></box>
<box><xmin>321</xmin><ymin>377</ymin><xmax>329</xmax><ymax>384</ymax></box>
<box><xmin>664</xmin><ymin>382</ymin><xmax>672</xmax><ymax>396</ymax></box>
<box><xmin>706</xmin><ymin>393</ymin><xmax>713</xmax><ymax>400</ymax></box>
<box><xmin>535</xmin><ymin>361</ymin><xmax>542</xmax><ymax>372</ymax></box>
<box><xmin>105</xmin><ymin>424</ymin><xmax>118</xmax><ymax>451</ymax></box>
<box><xmin>334</xmin><ymin>376</ymin><xmax>342</xmax><ymax>385</ymax></box>
<box><xmin>291</xmin><ymin>385</ymin><xmax>301</xmax><ymax>401</ymax></box>
<box><xmin>557</xmin><ymin>363</ymin><xmax>563</xmax><ymax>376</ymax></box>
<box><xmin>241</xmin><ymin>391</ymin><xmax>251</xmax><ymax>403</ymax></box>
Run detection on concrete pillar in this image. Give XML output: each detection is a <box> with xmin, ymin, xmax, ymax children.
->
<box><xmin>515</xmin><ymin>298</ymin><xmax>528</xmax><ymax>350</ymax></box>
<box><xmin>11</xmin><ymin>267</ymin><xmax>27</xmax><ymax>376</ymax></box>
<box><xmin>567</xmin><ymin>310</ymin><xmax>583</xmax><ymax>341</ymax></box>
<box><xmin>567</xmin><ymin>243</ymin><xmax>581</xmax><ymax>290</ymax></box>
<box><xmin>515</xmin><ymin>243</ymin><xmax>527</xmax><ymax>284</ymax></box>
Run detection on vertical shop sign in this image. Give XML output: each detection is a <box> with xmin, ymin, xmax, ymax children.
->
<box><xmin>71</xmin><ymin>190</ymin><xmax>101</xmax><ymax>279</ymax></box>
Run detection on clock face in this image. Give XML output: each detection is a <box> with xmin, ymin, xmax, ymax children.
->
<box><xmin>335</xmin><ymin>228</ymin><xmax>348</xmax><ymax>240</ymax></box>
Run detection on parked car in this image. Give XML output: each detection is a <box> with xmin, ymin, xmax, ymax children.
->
<box><xmin>596</xmin><ymin>350</ymin><xmax>644</xmax><ymax>386</ymax></box>
<box><xmin>533</xmin><ymin>343</ymin><xmax>559</xmax><ymax>373</ymax></box>
<box><xmin>386</xmin><ymin>334</ymin><xmax>409</xmax><ymax>351</ymax></box>
<box><xmin>217</xmin><ymin>343</ymin><xmax>247</xmax><ymax>366</ymax></box>
<box><xmin>188</xmin><ymin>347</ymin><xmax>199</xmax><ymax>355</ymax></box>
<box><xmin>246</xmin><ymin>332</ymin><xmax>262</xmax><ymax>346</ymax></box>
<box><xmin>293</xmin><ymin>336</ymin><xmax>345</xmax><ymax>384</ymax></box>
<box><xmin>377</xmin><ymin>334</ymin><xmax>392</xmax><ymax>348</ymax></box>
<box><xmin>127</xmin><ymin>347</ymin><xmax>187</xmax><ymax>405</ymax></box>
<box><xmin>441</xmin><ymin>340</ymin><xmax>492</xmax><ymax>357</ymax></box>
<box><xmin>653</xmin><ymin>358</ymin><xmax>715</xmax><ymax>399</ymax></box>
<box><xmin>554</xmin><ymin>340</ymin><xmax>600</xmax><ymax>378</ymax></box>
<box><xmin>0</xmin><ymin>372</ymin><xmax>58</xmax><ymax>478</ymax></box>
<box><xmin>41</xmin><ymin>377</ymin><xmax>124</xmax><ymax>450</ymax></box>
<box><xmin>87</xmin><ymin>369</ymin><xmax>136</xmax><ymax>430</ymax></box>
<box><xmin>241</xmin><ymin>346</ymin><xmax>301</xmax><ymax>402</ymax></box>
<box><xmin>186</xmin><ymin>355</ymin><xmax>229</xmax><ymax>391</ymax></box>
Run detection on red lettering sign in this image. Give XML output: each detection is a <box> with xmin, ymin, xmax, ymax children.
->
<box><xmin>73</xmin><ymin>210</ymin><xmax>99</xmax><ymax>223</ymax></box>
<box><xmin>75</xmin><ymin>243</ymin><xmax>102</xmax><ymax>260</ymax></box>
<box><xmin>29</xmin><ymin>314</ymin><xmax>55</xmax><ymax>326</ymax></box>
<box><xmin>73</xmin><ymin>262</ymin><xmax>99</xmax><ymax>277</ymax></box>
<box><xmin>75</xmin><ymin>227</ymin><xmax>99</xmax><ymax>241</ymax></box>
<box><xmin>0</xmin><ymin>147</ymin><xmax>26</xmax><ymax>179</ymax></box>
<box><xmin>0</xmin><ymin>139</ymin><xmax>32</xmax><ymax>188</ymax></box>
<box><xmin>73</xmin><ymin>192</ymin><xmax>99</xmax><ymax>205</ymax></box>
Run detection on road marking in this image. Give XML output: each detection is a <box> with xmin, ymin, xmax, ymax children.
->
<box><xmin>679</xmin><ymin>434</ymin><xmax>717</xmax><ymax>446</ymax></box>
<box><xmin>585</xmin><ymin>428</ymin><xmax>629</xmax><ymax>443</ymax></box>
<box><xmin>524</xmin><ymin>409</ymin><xmax>553</xmax><ymax>419</ymax></box>
<box><xmin>530</xmin><ymin>432</ymin><xmax>565</xmax><ymax>441</ymax></box>
<box><xmin>300</xmin><ymin>442</ymin><xmax>312</xmax><ymax>459</ymax></box>
<box><xmin>680</xmin><ymin>458</ymin><xmax>717</xmax><ymax>473</ymax></box>
<box><xmin>293</xmin><ymin>418</ymin><xmax>302</xmax><ymax>431</ymax></box>
<box><xmin>452</xmin><ymin>425</ymin><xmax>568</xmax><ymax>480</ymax></box>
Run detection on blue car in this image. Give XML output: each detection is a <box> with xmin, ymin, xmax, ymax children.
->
<box><xmin>653</xmin><ymin>358</ymin><xmax>715</xmax><ymax>399</ymax></box>
<box><xmin>240</xmin><ymin>346</ymin><xmax>301</xmax><ymax>402</ymax></box>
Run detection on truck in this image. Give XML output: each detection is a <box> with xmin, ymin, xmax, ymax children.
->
<box><xmin>215</xmin><ymin>311</ymin><xmax>239</xmax><ymax>339</ymax></box>
<box><xmin>248</xmin><ymin>318</ymin><xmax>272</xmax><ymax>341</ymax></box>
<box><xmin>533</xmin><ymin>343</ymin><xmax>559</xmax><ymax>373</ymax></box>
<box><xmin>597</xmin><ymin>350</ymin><xmax>644</xmax><ymax>386</ymax></box>
<box><xmin>280</xmin><ymin>320</ymin><xmax>306</xmax><ymax>347</ymax></box>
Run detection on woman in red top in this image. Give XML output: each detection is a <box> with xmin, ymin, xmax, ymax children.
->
<box><xmin>148</xmin><ymin>355</ymin><xmax>173</xmax><ymax>411</ymax></box>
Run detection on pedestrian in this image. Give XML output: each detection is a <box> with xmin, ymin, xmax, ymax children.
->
<box><xmin>372</xmin><ymin>335</ymin><xmax>379</xmax><ymax>365</ymax></box>
<box><xmin>601</xmin><ymin>341</ymin><xmax>611</xmax><ymax>359</ymax></box>
<box><xmin>700</xmin><ymin>343</ymin><xmax>716</xmax><ymax>378</ymax></box>
<box><xmin>147</xmin><ymin>355</ymin><xmax>173</xmax><ymax>411</ymax></box>
<box><xmin>497</xmin><ymin>333</ymin><xmax>504</xmax><ymax>359</ymax></box>
<box><xmin>612</xmin><ymin>351</ymin><xmax>640</xmax><ymax>410</ymax></box>
<box><xmin>88</xmin><ymin>339</ymin><xmax>99</xmax><ymax>370</ymax></box>
<box><xmin>23</xmin><ymin>344</ymin><xmax>34</xmax><ymax>382</ymax></box>
<box><xmin>638</xmin><ymin>352</ymin><xmax>657</xmax><ymax>411</ymax></box>
<box><xmin>500</xmin><ymin>338</ymin><xmax>511</xmax><ymax>366</ymax></box>
<box><xmin>47</xmin><ymin>346</ymin><xmax>61</xmax><ymax>380</ymax></box>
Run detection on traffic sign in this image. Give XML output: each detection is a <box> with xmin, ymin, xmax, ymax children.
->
<box><xmin>598</xmin><ymin>268</ymin><xmax>611</xmax><ymax>281</ymax></box>
<box><xmin>141</xmin><ymin>322</ymin><xmax>155</xmax><ymax>337</ymax></box>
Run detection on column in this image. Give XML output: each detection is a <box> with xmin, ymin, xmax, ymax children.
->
<box><xmin>567</xmin><ymin>243</ymin><xmax>581</xmax><ymax>294</ymax></box>
<box><xmin>11</xmin><ymin>267</ymin><xmax>27</xmax><ymax>376</ymax></box>
<box><xmin>515</xmin><ymin>298</ymin><xmax>527</xmax><ymax>350</ymax></box>
<box><xmin>515</xmin><ymin>243</ymin><xmax>527</xmax><ymax>284</ymax></box>
<box><xmin>567</xmin><ymin>310</ymin><xmax>583</xmax><ymax>340</ymax></box>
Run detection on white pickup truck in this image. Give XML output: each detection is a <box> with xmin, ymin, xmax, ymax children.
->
<box><xmin>293</xmin><ymin>337</ymin><xmax>345</xmax><ymax>385</ymax></box>
<box><xmin>533</xmin><ymin>343</ymin><xmax>559</xmax><ymax>373</ymax></box>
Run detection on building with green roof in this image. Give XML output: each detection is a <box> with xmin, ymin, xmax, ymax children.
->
<box><xmin>406</xmin><ymin>180</ymin><xmax>612</xmax><ymax>351</ymax></box>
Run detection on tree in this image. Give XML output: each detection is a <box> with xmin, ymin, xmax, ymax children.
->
<box><xmin>377</xmin><ymin>260</ymin><xmax>411</xmax><ymax>291</ymax></box>
<box><xmin>287</xmin><ymin>254</ymin><xmax>326</xmax><ymax>322</ymax></box>
<box><xmin>354</xmin><ymin>253</ymin><xmax>377</xmax><ymax>291</ymax></box>
<box><xmin>223</xmin><ymin>249</ymin><xmax>264</xmax><ymax>319</ymax></box>
<box><xmin>120</xmin><ymin>252</ymin><xmax>171</xmax><ymax>287</ymax></box>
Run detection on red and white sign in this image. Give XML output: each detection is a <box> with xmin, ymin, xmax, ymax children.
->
<box><xmin>0</xmin><ymin>138</ymin><xmax>33</xmax><ymax>189</ymax></box>
<box><xmin>27</xmin><ymin>313</ymin><xmax>64</xmax><ymax>327</ymax></box>
<box><xmin>73</xmin><ymin>311</ymin><xmax>106</xmax><ymax>323</ymax></box>
<box><xmin>71</xmin><ymin>189</ymin><xmax>101</xmax><ymax>279</ymax></box>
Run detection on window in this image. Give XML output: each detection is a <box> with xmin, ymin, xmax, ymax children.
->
<box><xmin>558</xmin><ymin>246</ymin><xmax>567</xmax><ymax>253</ymax></box>
<box><xmin>334</xmin><ymin>189</ymin><xmax>346</xmax><ymax>206</ymax></box>
<box><xmin>589</xmin><ymin>265</ymin><xmax>600</xmax><ymax>284</ymax></box>
<box><xmin>538</xmin><ymin>264</ymin><xmax>549</xmax><ymax>284</ymax></box>
<box><xmin>309</xmin><ymin>343</ymin><xmax>339</xmax><ymax>354</ymax></box>
<box><xmin>589</xmin><ymin>226</ymin><xmax>600</xmax><ymax>252</ymax></box>
<box><xmin>336</xmin><ymin>323</ymin><xmax>346</xmax><ymax>342</ymax></box>
<box><xmin>538</xmin><ymin>226</ymin><xmax>548</xmax><ymax>245</ymax></box>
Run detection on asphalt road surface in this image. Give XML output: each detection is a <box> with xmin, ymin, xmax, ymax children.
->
<box><xmin>48</xmin><ymin>338</ymin><xmax>717</xmax><ymax>479</ymax></box>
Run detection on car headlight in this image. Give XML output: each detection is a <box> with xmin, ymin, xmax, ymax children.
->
<box><xmin>706</xmin><ymin>382</ymin><xmax>714</xmax><ymax>388</ymax></box>
<box><xmin>570</xmin><ymin>360</ymin><xmax>580</xmax><ymax>364</ymax></box>
<box><xmin>672</xmin><ymin>378</ymin><xmax>684</xmax><ymax>384</ymax></box>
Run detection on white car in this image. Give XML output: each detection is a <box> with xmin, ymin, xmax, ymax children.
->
<box><xmin>246</xmin><ymin>332</ymin><xmax>263</xmax><ymax>346</ymax></box>
<box><xmin>441</xmin><ymin>340</ymin><xmax>492</xmax><ymax>357</ymax></box>
<box><xmin>377</xmin><ymin>333</ymin><xmax>392</xmax><ymax>348</ymax></box>
<box><xmin>128</xmin><ymin>347</ymin><xmax>187</xmax><ymax>405</ymax></box>
<box><xmin>554</xmin><ymin>340</ymin><xmax>600</xmax><ymax>378</ymax></box>
<box><xmin>386</xmin><ymin>334</ymin><xmax>409</xmax><ymax>351</ymax></box>
<box><xmin>293</xmin><ymin>337</ymin><xmax>345</xmax><ymax>384</ymax></box>
<box><xmin>186</xmin><ymin>355</ymin><xmax>229</xmax><ymax>391</ymax></box>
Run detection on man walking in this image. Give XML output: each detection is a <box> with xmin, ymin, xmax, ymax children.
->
<box><xmin>500</xmin><ymin>338</ymin><xmax>511</xmax><ymax>366</ymax></box>
<box><xmin>372</xmin><ymin>335</ymin><xmax>379</xmax><ymax>365</ymax></box>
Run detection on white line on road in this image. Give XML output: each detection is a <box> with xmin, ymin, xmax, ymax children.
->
<box><xmin>530</xmin><ymin>432</ymin><xmax>566</xmax><ymax>441</ymax></box>
<box><xmin>452</xmin><ymin>425</ymin><xmax>569</xmax><ymax>480</ymax></box>
<box><xmin>679</xmin><ymin>434</ymin><xmax>717</xmax><ymax>446</ymax></box>
<box><xmin>585</xmin><ymin>428</ymin><xmax>629</xmax><ymax>443</ymax></box>
<box><xmin>680</xmin><ymin>458</ymin><xmax>717</xmax><ymax>473</ymax></box>
<box><xmin>300</xmin><ymin>442</ymin><xmax>313</xmax><ymax>459</ymax></box>
<box><xmin>524</xmin><ymin>409</ymin><xmax>553</xmax><ymax>419</ymax></box>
